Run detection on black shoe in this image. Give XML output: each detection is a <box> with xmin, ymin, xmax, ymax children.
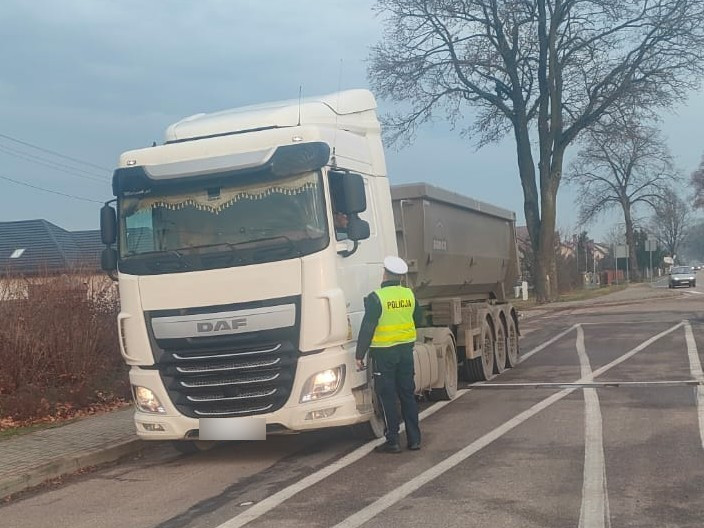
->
<box><xmin>374</xmin><ymin>442</ymin><xmax>402</xmax><ymax>454</ymax></box>
<box><xmin>407</xmin><ymin>442</ymin><xmax>421</xmax><ymax>451</ymax></box>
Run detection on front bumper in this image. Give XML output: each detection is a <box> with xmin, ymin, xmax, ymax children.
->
<box><xmin>129</xmin><ymin>346</ymin><xmax>372</xmax><ymax>440</ymax></box>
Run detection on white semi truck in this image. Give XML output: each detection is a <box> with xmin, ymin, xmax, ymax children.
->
<box><xmin>100</xmin><ymin>90</ymin><xmax>520</xmax><ymax>450</ymax></box>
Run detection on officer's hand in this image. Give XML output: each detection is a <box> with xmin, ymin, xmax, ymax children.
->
<box><xmin>355</xmin><ymin>359</ymin><xmax>366</xmax><ymax>371</ymax></box>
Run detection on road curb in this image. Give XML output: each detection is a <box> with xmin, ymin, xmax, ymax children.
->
<box><xmin>0</xmin><ymin>438</ymin><xmax>144</xmax><ymax>500</ymax></box>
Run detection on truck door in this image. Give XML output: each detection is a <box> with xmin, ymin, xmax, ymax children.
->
<box><xmin>328</xmin><ymin>172</ymin><xmax>384</xmax><ymax>341</ymax></box>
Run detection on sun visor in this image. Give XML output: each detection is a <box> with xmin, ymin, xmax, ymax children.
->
<box><xmin>112</xmin><ymin>142</ymin><xmax>330</xmax><ymax>195</ymax></box>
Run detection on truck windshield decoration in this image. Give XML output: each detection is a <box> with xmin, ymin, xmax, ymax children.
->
<box><xmin>118</xmin><ymin>171</ymin><xmax>328</xmax><ymax>274</ymax></box>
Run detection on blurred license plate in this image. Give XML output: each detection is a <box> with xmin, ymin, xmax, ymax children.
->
<box><xmin>199</xmin><ymin>416</ymin><xmax>266</xmax><ymax>440</ymax></box>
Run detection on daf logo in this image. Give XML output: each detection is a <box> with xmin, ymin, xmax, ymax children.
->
<box><xmin>197</xmin><ymin>318</ymin><xmax>247</xmax><ymax>333</ymax></box>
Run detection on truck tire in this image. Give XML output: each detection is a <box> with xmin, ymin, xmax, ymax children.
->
<box><xmin>428</xmin><ymin>334</ymin><xmax>458</xmax><ymax>401</ymax></box>
<box><xmin>352</xmin><ymin>414</ymin><xmax>385</xmax><ymax>440</ymax></box>
<box><xmin>171</xmin><ymin>440</ymin><xmax>216</xmax><ymax>455</ymax></box>
<box><xmin>505</xmin><ymin>316</ymin><xmax>520</xmax><ymax>368</ymax></box>
<box><xmin>352</xmin><ymin>371</ymin><xmax>386</xmax><ymax>440</ymax></box>
<box><xmin>494</xmin><ymin>322</ymin><xmax>507</xmax><ymax>374</ymax></box>
<box><xmin>352</xmin><ymin>404</ymin><xmax>385</xmax><ymax>440</ymax></box>
<box><xmin>464</xmin><ymin>320</ymin><xmax>495</xmax><ymax>382</ymax></box>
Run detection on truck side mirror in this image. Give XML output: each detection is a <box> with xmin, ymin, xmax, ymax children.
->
<box><xmin>341</xmin><ymin>173</ymin><xmax>367</xmax><ymax>214</ymax></box>
<box><xmin>347</xmin><ymin>215</ymin><xmax>370</xmax><ymax>241</ymax></box>
<box><xmin>101</xmin><ymin>247</ymin><xmax>118</xmax><ymax>272</ymax></box>
<box><xmin>329</xmin><ymin>171</ymin><xmax>367</xmax><ymax>214</ymax></box>
<box><xmin>100</xmin><ymin>204</ymin><xmax>117</xmax><ymax>245</ymax></box>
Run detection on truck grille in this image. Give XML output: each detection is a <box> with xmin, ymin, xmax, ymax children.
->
<box><xmin>146</xmin><ymin>298</ymin><xmax>300</xmax><ymax>418</ymax></box>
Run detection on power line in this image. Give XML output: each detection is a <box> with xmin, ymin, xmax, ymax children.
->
<box><xmin>0</xmin><ymin>132</ymin><xmax>112</xmax><ymax>173</ymax></box>
<box><xmin>0</xmin><ymin>174</ymin><xmax>104</xmax><ymax>204</ymax></box>
<box><xmin>0</xmin><ymin>144</ymin><xmax>108</xmax><ymax>183</ymax></box>
<box><xmin>0</xmin><ymin>142</ymin><xmax>107</xmax><ymax>180</ymax></box>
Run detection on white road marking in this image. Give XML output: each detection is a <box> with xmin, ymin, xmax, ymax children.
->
<box><xmin>682</xmin><ymin>290</ymin><xmax>704</xmax><ymax>295</ymax></box>
<box><xmin>684</xmin><ymin>321</ymin><xmax>704</xmax><ymax>451</ymax></box>
<box><xmin>578</xmin><ymin>320</ymin><xmax>682</xmax><ymax>325</ymax></box>
<box><xmin>214</xmin><ymin>390</ymin><xmax>470</xmax><ymax>528</ymax></box>
<box><xmin>519</xmin><ymin>324</ymin><xmax>578</xmax><ymax>363</ymax></box>
<box><xmin>590</xmin><ymin>322</ymin><xmax>683</xmax><ymax>379</ymax></box>
<box><xmin>215</xmin><ymin>325</ymin><xmax>576</xmax><ymax>528</ymax></box>
<box><xmin>332</xmin><ymin>322</ymin><xmax>683</xmax><ymax>528</ymax></box>
<box><xmin>576</xmin><ymin>325</ymin><xmax>611</xmax><ymax>528</ymax></box>
<box><xmin>471</xmin><ymin>380</ymin><xmax>704</xmax><ymax>389</ymax></box>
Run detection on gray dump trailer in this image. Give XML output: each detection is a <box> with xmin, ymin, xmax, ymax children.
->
<box><xmin>391</xmin><ymin>183</ymin><xmax>520</xmax><ymax>382</ymax></box>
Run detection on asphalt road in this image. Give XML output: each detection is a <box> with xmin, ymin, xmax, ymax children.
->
<box><xmin>2</xmin><ymin>278</ymin><xmax>703</xmax><ymax>528</ymax></box>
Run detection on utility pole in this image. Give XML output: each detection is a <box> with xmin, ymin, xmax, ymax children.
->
<box><xmin>650</xmin><ymin>250</ymin><xmax>653</xmax><ymax>281</ymax></box>
<box><xmin>645</xmin><ymin>237</ymin><xmax>657</xmax><ymax>283</ymax></box>
<box><xmin>614</xmin><ymin>245</ymin><xmax>619</xmax><ymax>286</ymax></box>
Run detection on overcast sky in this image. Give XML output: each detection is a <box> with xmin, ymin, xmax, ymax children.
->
<box><xmin>1</xmin><ymin>0</ymin><xmax>702</xmax><ymax>239</ymax></box>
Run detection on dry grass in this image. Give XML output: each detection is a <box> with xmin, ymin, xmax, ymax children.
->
<box><xmin>513</xmin><ymin>283</ymin><xmax>630</xmax><ymax>309</ymax></box>
<box><xmin>0</xmin><ymin>269</ymin><xmax>129</xmax><ymax>425</ymax></box>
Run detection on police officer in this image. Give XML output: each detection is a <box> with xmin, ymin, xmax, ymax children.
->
<box><xmin>355</xmin><ymin>256</ymin><xmax>423</xmax><ymax>453</ymax></box>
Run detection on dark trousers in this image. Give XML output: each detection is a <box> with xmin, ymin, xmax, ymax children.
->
<box><xmin>370</xmin><ymin>344</ymin><xmax>421</xmax><ymax>446</ymax></box>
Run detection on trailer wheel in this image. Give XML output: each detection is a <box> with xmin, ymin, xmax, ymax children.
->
<box><xmin>464</xmin><ymin>319</ymin><xmax>495</xmax><ymax>382</ymax></box>
<box><xmin>429</xmin><ymin>334</ymin><xmax>458</xmax><ymax>401</ymax></box>
<box><xmin>494</xmin><ymin>322</ymin><xmax>507</xmax><ymax>374</ymax></box>
<box><xmin>505</xmin><ymin>316</ymin><xmax>520</xmax><ymax>368</ymax></box>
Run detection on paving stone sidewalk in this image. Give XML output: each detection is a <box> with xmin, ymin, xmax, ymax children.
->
<box><xmin>0</xmin><ymin>406</ymin><xmax>142</xmax><ymax>499</ymax></box>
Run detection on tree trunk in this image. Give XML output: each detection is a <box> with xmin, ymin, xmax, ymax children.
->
<box><xmin>538</xmin><ymin>179</ymin><xmax>558</xmax><ymax>301</ymax></box>
<box><xmin>623</xmin><ymin>205</ymin><xmax>640</xmax><ymax>281</ymax></box>
<box><xmin>513</xmin><ymin>116</ymin><xmax>546</xmax><ymax>300</ymax></box>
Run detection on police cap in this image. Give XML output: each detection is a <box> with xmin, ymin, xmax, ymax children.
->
<box><xmin>383</xmin><ymin>256</ymin><xmax>408</xmax><ymax>275</ymax></box>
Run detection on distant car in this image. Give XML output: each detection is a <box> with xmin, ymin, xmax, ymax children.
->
<box><xmin>694</xmin><ymin>265</ymin><xmax>702</xmax><ymax>271</ymax></box>
<box><xmin>669</xmin><ymin>266</ymin><xmax>696</xmax><ymax>288</ymax></box>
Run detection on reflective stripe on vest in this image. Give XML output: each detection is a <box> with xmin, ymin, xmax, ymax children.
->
<box><xmin>370</xmin><ymin>285</ymin><xmax>417</xmax><ymax>348</ymax></box>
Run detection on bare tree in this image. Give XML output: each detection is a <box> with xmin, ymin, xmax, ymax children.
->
<box><xmin>567</xmin><ymin>119</ymin><xmax>677</xmax><ymax>280</ymax></box>
<box><xmin>651</xmin><ymin>188</ymin><xmax>691</xmax><ymax>259</ymax></box>
<box><xmin>691</xmin><ymin>156</ymin><xmax>704</xmax><ymax>209</ymax></box>
<box><xmin>369</xmin><ymin>0</ymin><xmax>704</xmax><ymax>301</ymax></box>
<box><xmin>681</xmin><ymin>220</ymin><xmax>704</xmax><ymax>263</ymax></box>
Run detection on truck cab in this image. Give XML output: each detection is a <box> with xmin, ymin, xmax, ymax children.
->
<box><xmin>101</xmin><ymin>90</ymin><xmax>397</xmax><ymax>441</ymax></box>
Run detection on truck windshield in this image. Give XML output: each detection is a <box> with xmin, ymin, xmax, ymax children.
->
<box><xmin>118</xmin><ymin>170</ymin><xmax>328</xmax><ymax>274</ymax></box>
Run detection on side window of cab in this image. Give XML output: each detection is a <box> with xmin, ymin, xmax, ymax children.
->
<box><xmin>328</xmin><ymin>172</ymin><xmax>349</xmax><ymax>241</ymax></box>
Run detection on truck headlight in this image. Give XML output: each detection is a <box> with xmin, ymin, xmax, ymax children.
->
<box><xmin>132</xmin><ymin>385</ymin><xmax>166</xmax><ymax>414</ymax></box>
<box><xmin>300</xmin><ymin>366</ymin><xmax>345</xmax><ymax>403</ymax></box>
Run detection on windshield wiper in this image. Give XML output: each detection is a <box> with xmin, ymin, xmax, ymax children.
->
<box><xmin>135</xmin><ymin>237</ymin><xmax>302</xmax><ymax>272</ymax></box>
<box><xmin>234</xmin><ymin>235</ymin><xmax>296</xmax><ymax>250</ymax></box>
<box><xmin>212</xmin><ymin>236</ymin><xmax>301</xmax><ymax>262</ymax></box>
<box><xmin>169</xmin><ymin>249</ymin><xmax>191</xmax><ymax>269</ymax></box>
<box><xmin>144</xmin><ymin>250</ymin><xmax>191</xmax><ymax>272</ymax></box>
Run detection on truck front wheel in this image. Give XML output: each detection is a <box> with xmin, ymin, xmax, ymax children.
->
<box><xmin>352</xmin><ymin>404</ymin><xmax>385</xmax><ymax>440</ymax></box>
<box><xmin>352</xmin><ymin>373</ymin><xmax>386</xmax><ymax>440</ymax></box>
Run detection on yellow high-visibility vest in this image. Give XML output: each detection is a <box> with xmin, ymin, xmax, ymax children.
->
<box><xmin>370</xmin><ymin>285</ymin><xmax>417</xmax><ymax>348</ymax></box>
